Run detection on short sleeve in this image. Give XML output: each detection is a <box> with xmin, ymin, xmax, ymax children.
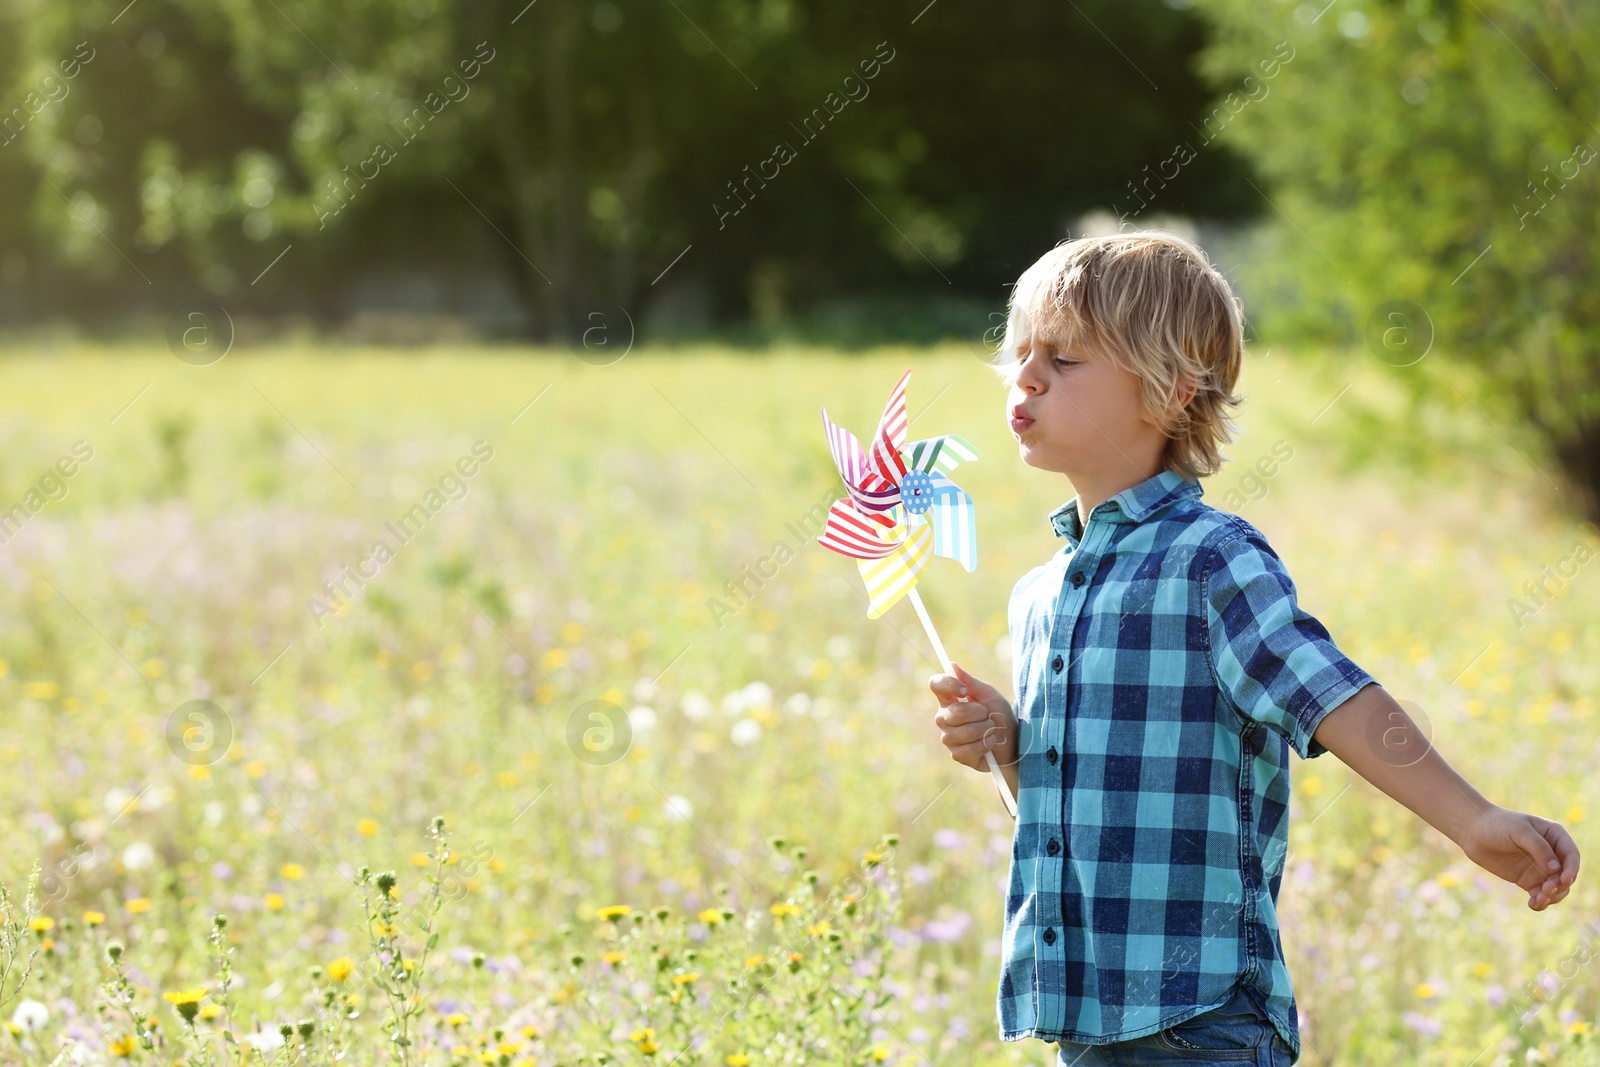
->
<box><xmin>1203</xmin><ymin>530</ymin><xmax>1376</xmax><ymax>759</ymax></box>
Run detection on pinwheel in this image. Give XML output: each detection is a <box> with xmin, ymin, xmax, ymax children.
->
<box><xmin>817</xmin><ymin>369</ymin><xmax>1016</xmax><ymax>816</ymax></box>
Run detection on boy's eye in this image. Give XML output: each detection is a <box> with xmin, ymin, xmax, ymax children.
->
<box><xmin>1054</xmin><ymin>357</ymin><xmax>1078</xmax><ymax>368</ymax></box>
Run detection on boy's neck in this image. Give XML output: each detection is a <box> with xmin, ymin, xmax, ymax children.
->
<box><xmin>1070</xmin><ymin>454</ymin><xmax>1171</xmax><ymax>531</ymax></box>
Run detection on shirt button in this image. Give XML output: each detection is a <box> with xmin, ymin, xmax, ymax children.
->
<box><xmin>1042</xmin><ymin>927</ymin><xmax>1056</xmax><ymax>946</ymax></box>
<box><xmin>1047</xmin><ymin>838</ymin><xmax>1060</xmax><ymax>856</ymax></box>
<box><xmin>1046</xmin><ymin>746</ymin><xmax>1058</xmax><ymax>764</ymax></box>
<box><xmin>1052</xmin><ymin>655</ymin><xmax>1064</xmax><ymax>673</ymax></box>
<box><xmin>1070</xmin><ymin>572</ymin><xmax>1085</xmax><ymax>588</ymax></box>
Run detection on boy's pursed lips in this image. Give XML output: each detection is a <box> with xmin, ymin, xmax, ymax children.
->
<box><xmin>1009</xmin><ymin>403</ymin><xmax>1035</xmax><ymax>433</ymax></box>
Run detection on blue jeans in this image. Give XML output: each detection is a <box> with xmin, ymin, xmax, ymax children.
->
<box><xmin>1054</xmin><ymin>984</ymin><xmax>1295</xmax><ymax>1066</ymax></box>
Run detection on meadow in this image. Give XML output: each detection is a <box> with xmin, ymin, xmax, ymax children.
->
<box><xmin>0</xmin><ymin>340</ymin><xmax>1594</xmax><ymax>1066</ymax></box>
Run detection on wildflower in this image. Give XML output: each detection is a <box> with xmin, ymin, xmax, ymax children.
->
<box><xmin>1414</xmin><ymin>982</ymin><xmax>1437</xmax><ymax>1000</ymax></box>
<box><xmin>411</xmin><ymin>852</ymin><xmax>432</xmax><ymax>867</ymax></box>
<box><xmin>727</xmin><ymin>1055</ymin><xmax>751</xmax><ymax>1066</ymax></box>
<box><xmin>83</xmin><ymin>911</ymin><xmax>105</xmax><ymax>927</ymax></box>
<box><xmin>673</xmin><ymin>973</ymin><xmax>699</xmax><ymax>985</ymax></box>
<box><xmin>806</xmin><ymin>921</ymin><xmax>831</xmax><ymax>937</ymax></box>
<box><xmin>868</xmin><ymin>1043</ymin><xmax>890</xmax><ymax>1061</ymax></box>
<box><xmin>28</xmin><ymin>917</ymin><xmax>53</xmax><ymax>933</ymax></box>
<box><xmin>596</xmin><ymin>905</ymin><xmax>631</xmax><ymax>922</ymax></box>
<box><xmin>10</xmin><ymin>999</ymin><xmax>48</xmax><ymax>1031</ymax></box>
<box><xmin>1473</xmin><ymin>962</ymin><xmax>1492</xmax><ymax>979</ymax></box>
<box><xmin>327</xmin><ymin>958</ymin><xmax>354</xmax><ymax>982</ymax></box>
<box><xmin>125</xmin><ymin>898</ymin><xmax>151</xmax><ymax>915</ymax></box>
<box><xmin>630</xmin><ymin>1028</ymin><xmax>656</xmax><ymax>1043</ymax></box>
<box><xmin>497</xmin><ymin>1041</ymin><xmax>523</xmax><ymax>1055</ymax></box>
<box><xmin>1570</xmin><ymin>1021</ymin><xmax>1592</xmax><ymax>1036</ymax></box>
<box><xmin>601</xmin><ymin>951</ymin><xmax>626</xmax><ymax>965</ymax></box>
<box><xmin>245</xmin><ymin>761</ymin><xmax>267</xmax><ymax>779</ymax></box>
<box><xmin>282</xmin><ymin>863</ymin><xmax>306</xmax><ymax>881</ymax></box>
<box><xmin>162</xmin><ymin>989</ymin><xmax>207</xmax><ymax>1023</ymax></box>
<box><xmin>1436</xmin><ymin>871</ymin><xmax>1462</xmax><ymax>888</ymax></box>
<box><xmin>199</xmin><ymin>1004</ymin><xmax>223</xmax><ymax>1019</ymax></box>
<box><xmin>445</xmin><ymin>1013</ymin><xmax>468</xmax><ymax>1027</ymax></box>
<box><xmin>769</xmin><ymin>903</ymin><xmax>799</xmax><ymax>921</ymax></box>
<box><xmin>109</xmin><ymin>1035</ymin><xmax>137</xmax><ymax>1056</ymax></box>
<box><xmin>519</xmin><ymin>1024</ymin><xmax>538</xmax><ymax>1039</ymax></box>
<box><xmin>264</xmin><ymin>893</ymin><xmax>285</xmax><ymax>911</ymax></box>
<box><xmin>744</xmin><ymin>955</ymin><xmax>765</xmax><ymax>968</ymax></box>
<box><xmin>863</xmin><ymin>850</ymin><xmax>883</xmax><ymax>867</ymax></box>
<box><xmin>357</xmin><ymin>818</ymin><xmax>379</xmax><ymax>837</ymax></box>
<box><xmin>372</xmin><ymin>921</ymin><xmax>397</xmax><ymax>936</ymax></box>
<box><xmin>698</xmin><ymin>909</ymin><xmax>723</xmax><ymax>925</ymax></box>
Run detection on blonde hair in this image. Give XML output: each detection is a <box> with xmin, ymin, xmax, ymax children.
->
<box><xmin>988</xmin><ymin>231</ymin><xmax>1245</xmax><ymax>481</ymax></box>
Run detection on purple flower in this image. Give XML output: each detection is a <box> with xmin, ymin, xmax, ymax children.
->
<box><xmin>933</xmin><ymin>829</ymin><xmax>966</xmax><ymax>850</ymax></box>
<box><xmin>1401</xmin><ymin>1011</ymin><xmax>1441</xmax><ymax>1038</ymax></box>
<box><xmin>1485</xmin><ymin>985</ymin><xmax>1506</xmax><ymax>1007</ymax></box>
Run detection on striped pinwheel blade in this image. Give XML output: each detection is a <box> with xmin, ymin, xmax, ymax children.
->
<box><xmin>857</xmin><ymin>518</ymin><xmax>932</xmax><ymax>619</ymax></box>
<box><xmin>925</xmin><ymin>476</ymin><xmax>978</xmax><ymax>572</ymax></box>
<box><xmin>863</xmin><ymin>369</ymin><xmax>911</xmax><ymax>488</ymax></box>
<box><xmin>817</xmin><ymin>498</ymin><xmax>898</xmax><ymax>559</ymax></box>
<box><xmin>820</xmin><ymin>407</ymin><xmax>867</xmax><ymax>488</ymax></box>
<box><xmin>901</xmin><ymin>434</ymin><xmax>979</xmax><ymax>475</ymax></box>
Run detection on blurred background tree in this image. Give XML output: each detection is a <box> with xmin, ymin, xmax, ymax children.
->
<box><xmin>0</xmin><ymin>0</ymin><xmax>1255</xmax><ymax>339</ymax></box>
<box><xmin>1190</xmin><ymin>0</ymin><xmax>1600</xmax><ymax>520</ymax></box>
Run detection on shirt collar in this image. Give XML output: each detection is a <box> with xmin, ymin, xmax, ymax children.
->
<box><xmin>1047</xmin><ymin>468</ymin><xmax>1203</xmax><ymax>544</ymax></box>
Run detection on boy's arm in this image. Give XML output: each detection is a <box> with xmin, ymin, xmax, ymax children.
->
<box><xmin>1311</xmin><ymin>682</ymin><xmax>1580</xmax><ymax>911</ymax></box>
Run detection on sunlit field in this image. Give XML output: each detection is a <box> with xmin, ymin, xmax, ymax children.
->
<box><xmin>0</xmin><ymin>342</ymin><xmax>1594</xmax><ymax>1067</ymax></box>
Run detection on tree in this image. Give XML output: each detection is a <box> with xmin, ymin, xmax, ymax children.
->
<box><xmin>1189</xmin><ymin>0</ymin><xmax>1600</xmax><ymax>521</ymax></box>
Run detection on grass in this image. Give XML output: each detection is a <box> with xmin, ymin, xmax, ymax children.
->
<box><xmin>0</xmin><ymin>340</ymin><xmax>1593</xmax><ymax>1065</ymax></box>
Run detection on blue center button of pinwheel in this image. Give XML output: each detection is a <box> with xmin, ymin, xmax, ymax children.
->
<box><xmin>899</xmin><ymin>469</ymin><xmax>935</xmax><ymax>514</ymax></box>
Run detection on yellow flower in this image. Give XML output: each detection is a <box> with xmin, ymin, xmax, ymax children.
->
<box><xmin>411</xmin><ymin>661</ymin><xmax>433</xmax><ymax>682</ymax></box>
<box><xmin>199</xmin><ymin>1004</ymin><xmax>223</xmax><ymax>1019</ymax></box>
<box><xmin>411</xmin><ymin>852</ymin><xmax>433</xmax><ymax>867</ymax></box>
<box><xmin>109</xmin><ymin>1035</ymin><xmax>137</xmax><ymax>1056</ymax></box>
<box><xmin>29</xmin><ymin>917</ymin><xmax>54</xmax><ymax>932</ymax></box>
<box><xmin>4</xmin><ymin>1022</ymin><xmax>17</xmax><ymax>1035</ymax></box>
<box><xmin>744</xmin><ymin>954</ymin><xmax>765</xmax><ymax>968</ymax></box>
<box><xmin>1414</xmin><ymin>982</ymin><xmax>1436</xmax><ymax>999</ymax></box>
<box><xmin>264</xmin><ymin>893</ymin><xmax>285</xmax><ymax>911</ymax></box>
<box><xmin>357</xmin><ymin>817</ymin><xmax>379</xmax><ymax>837</ymax></box>
<box><xmin>1473</xmin><ymin>962</ymin><xmax>1493</xmax><ymax>979</ymax></box>
<box><xmin>596</xmin><ymin>904</ymin><xmax>631</xmax><ymax>922</ymax></box>
<box><xmin>24</xmin><ymin>681</ymin><xmax>59</xmax><ymax>700</ymax></box>
<box><xmin>497</xmin><ymin>1042</ymin><xmax>523</xmax><ymax>1055</ymax></box>
<box><xmin>445</xmin><ymin>1012</ymin><xmax>468</xmax><ymax>1027</ymax></box>
<box><xmin>1570</xmin><ymin>1020</ymin><xmax>1592</xmax><ymax>1036</ymax></box>
<box><xmin>281</xmin><ymin>863</ymin><xmax>306</xmax><ymax>881</ymax></box>
<box><xmin>806</xmin><ymin>920</ymin><xmax>831</xmax><ymax>936</ymax></box>
<box><xmin>630</xmin><ymin>1028</ymin><xmax>656</xmax><ymax>1043</ymax></box>
<box><xmin>673</xmin><ymin>972</ymin><xmax>699</xmax><ymax>985</ymax></box>
<box><xmin>189</xmin><ymin>765</ymin><xmax>211</xmax><ymax>781</ymax></box>
<box><xmin>245</xmin><ymin>761</ymin><xmax>267</xmax><ymax>779</ymax></box>
<box><xmin>141</xmin><ymin>658</ymin><xmax>165</xmax><ymax>680</ymax></box>
<box><xmin>868</xmin><ymin>1043</ymin><xmax>889</xmax><ymax>1061</ymax></box>
<box><xmin>727</xmin><ymin>1056</ymin><xmax>751</xmax><ymax>1066</ymax></box>
<box><xmin>125</xmin><ymin>898</ymin><xmax>152</xmax><ymax>915</ymax></box>
<box><xmin>862</xmin><ymin>850</ymin><xmax>883</xmax><ymax>866</ymax></box>
<box><xmin>1568</xmin><ymin>805</ymin><xmax>1587</xmax><ymax>824</ymax></box>
<box><xmin>83</xmin><ymin>911</ymin><xmax>105</xmax><ymax>927</ymax></box>
<box><xmin>163</xmin><ymin>988</ymin><xmax>207</xmax><ymax>1022</ymax></box>
<box><xmin>769</xmin><ymin>903</ymin><xmax>799</xmax><ymax>920</ymax></box>
<box><xmin>698</xmin><ymin>909</ymin><xmax>723</xmax><ymax>925</ymax></box>
<box><xmin>373</xmin><ymin>920</ymin><xmax>397</xmax><ymax>936</ymax></box>
<box><xmin>452</xmin><ymin>1045</ymin><xmax>471</xmax><ymax>1057</ymax></box>
<box><xmin>519</xmin><ymin>1024</ymin><xmax>538</xmax><ymax>1039</ymax></box>
<box><xmin>327</xmin><ymin>957</ymin><xmax>354</xmax><ymax>982</ymax></box>
<box><xmin>1436</xmin><ymin>872</ymin><xmax>1462</xmax><ymax>889</ymax></box>
<box><xmin>601</xmin><ymin>951</ymin><xmax>625</xmax><ymax>965</ymax></box>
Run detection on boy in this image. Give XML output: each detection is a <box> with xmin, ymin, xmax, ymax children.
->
<box><xmin>928</xmin><ymin>233</ymin><xmax>1580</xmax><ymax>1065</ymax></box>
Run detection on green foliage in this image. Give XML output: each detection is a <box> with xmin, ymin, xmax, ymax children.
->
<box><xmin>1188</xmin><ymin>0</ymin><xmax>1600</xmax><ymax>518</ymax></box>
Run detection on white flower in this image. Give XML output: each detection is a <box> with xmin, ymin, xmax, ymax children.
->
<box><xmin>740</xmin><ymin>681</ymin><xmax>773</xmax><ymax>708</ymax></box>
<box><xmin>730</xmin><ymin>719</ymin><xmax>762</xmax><ymax>747</ymax></box>
<box><xmin>122</xmin><ymin>841</ymin><xmax>155</xmax><ymax>871</ymax></box>
<box><xmin>663</xmin><ymin>795</ymin><xmax>694</xmax><ymax>822</ymax></box>
<box><xmin>11</xmin><ymin>998</ymin><xmax>48</xmax><ymax>1031</ymax></box>
<box><xmin>628</xmin><ymin>705</ymin><xmax>657</xmax><ymax>733</ymax></box>
<box><xmin>783</xmin><ymin>693</ymin><xmax>811</xmax><ymax>717</ymax></box>
<box><xmin>679</xmin><ymin>690</ymin><xmax>711</xmax><ymax>721</ymax></box>
<box><xmin>243</xmin><ymin>1029</ymin><xmax>285</xmax><ymax>1052</ymax></box>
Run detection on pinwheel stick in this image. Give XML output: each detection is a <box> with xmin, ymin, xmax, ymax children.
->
<box><xmin>908</xmin><ymin>587</ymin><xmax>1018</xmax><ymax>818</ymax></box>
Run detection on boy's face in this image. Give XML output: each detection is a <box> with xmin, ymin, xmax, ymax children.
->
<box><xmin>1006</xmin><ymin>331</ymin><xmax>1164</xmax><ymax>480</ymax></box>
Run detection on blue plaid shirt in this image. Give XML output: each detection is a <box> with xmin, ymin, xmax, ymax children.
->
<box><xmin>998</xmin><ymin>467</ymin><xmax>1376</xmax><ymax>1060</ymax></box>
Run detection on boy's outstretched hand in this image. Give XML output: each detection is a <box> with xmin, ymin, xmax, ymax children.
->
<box><xmin>1458</xmin><ymin>807</ymin><xmax>1580</xmax><ymax>911</ymax></box>
<box><xmin>928</xmin><ymin>662</ymin><xmax>1019</xmax><ymax>772</ymax></box>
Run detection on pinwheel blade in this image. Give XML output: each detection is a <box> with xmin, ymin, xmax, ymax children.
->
<box><xmin>864</xmin><ymin>369</ymin><xmax>911</xmax><ymax>487</ymax></box>
<box><xmin>817</xmin><ymin>498</ymin><xmax>898</xmax><ymax>559</ymax></box>
<box><xmin>858</xmin><ymin>519</ymin><xmax>932</xmax><ymax>619</ymax></box>
<box><xmin>925</xmin><ymin>477</ymin><xmax>978</xmax><ymax>572</ymax></box>
<box><xmin>820</xmin><ymin>407</ymin><xmax>867</xmax><ymax>488</ymax></box>
<box><xmin>901</xmin><ymin>434</ymin><xmax>980</xmax><ymax>475</ymax></box>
